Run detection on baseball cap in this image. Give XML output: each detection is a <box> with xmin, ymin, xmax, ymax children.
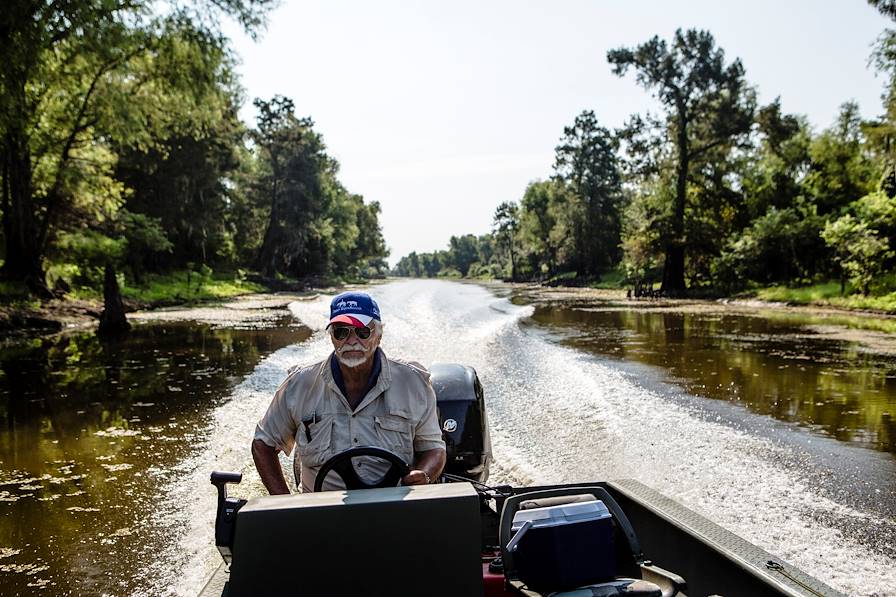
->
<box><xmin>327</xmin><ymin>292</ymin><xmax>382</xmax><ymax>328</ymax></box>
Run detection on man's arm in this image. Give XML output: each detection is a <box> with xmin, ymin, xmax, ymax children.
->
<box><xmin>252</xmin><ymin>438</ymin><xmax>291</xmax><ymax>495</ymax></box>
<box><xmin>402</xmin><ymin>447</ymin><xmax>447</xmax><ymax>485</ymax></box>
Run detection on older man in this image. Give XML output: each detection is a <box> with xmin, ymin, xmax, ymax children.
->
<box><xmin>251</xmin><ymin>291</ymin><xmax>447</xmax><ymax>493</ymax></box>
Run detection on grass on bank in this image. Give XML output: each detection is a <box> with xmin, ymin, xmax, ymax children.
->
<box><xmin>754</xmin><ymin>281</ymin><xmax>896</xmax><ymax>312</ymax></box>
<box><xmin>591</xmin><ymin>268</ymin><xmax>626</xmax><ymax>289</ymax></box>
<box><xmin>66</xmin><ymin>269</ymin><xmax>266</xmax><ymax>305</ymax></box>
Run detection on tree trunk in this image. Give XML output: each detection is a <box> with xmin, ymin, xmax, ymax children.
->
<box><xmin>1</xmin><ymin>128</ymin><xmax>51</xmax><ymax>298</ymax></box>
<box><xmin>509</xmin><ymin>241</ymin><xmax>517</xmax><ymax>282</ymax></box>
<box><xmin>661</xmin><ymin>245</ymin><xmax>686</xmax><ymax>297</ymax></box>
<box><xmin>98</xmin><ymin>263</ymin><xmax>130</xmax><ymax>336</ymax></box>
<box><xmin>254</xmin><ymin>178</ymin><xmax>280</xmax><ymax>277</ymax></box>
<box><xmin>661</xmin><ymin>101</ymin><xmax>689</xmax><ymax>297</ymax></box>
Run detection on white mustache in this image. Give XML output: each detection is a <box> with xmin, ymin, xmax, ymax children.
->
<box><xmin>337</xmin><ymin>344</ymin><xmax>365</xmax><ymax>353</ymax></box>
<box><xmin>336</xmin><ymin>352</ymin><xmax>368</xmax><ymax>367</ymax></box>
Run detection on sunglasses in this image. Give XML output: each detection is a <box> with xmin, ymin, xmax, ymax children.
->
<box><xmin>330</xmin><ymin>325</ymin><xmax>372</xmax><ymax>341</ymax></box>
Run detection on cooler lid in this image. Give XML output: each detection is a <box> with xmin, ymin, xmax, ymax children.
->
<box><xmin>511</xmin><ymin>499</ymin><xmax>611</xmax><ymax>531</ymax></box>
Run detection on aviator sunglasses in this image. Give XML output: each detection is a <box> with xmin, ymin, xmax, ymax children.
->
<box><xmin>330</xmin><ymin>325</ymin><xmax>372</xmax><ymax>341</ymax></box>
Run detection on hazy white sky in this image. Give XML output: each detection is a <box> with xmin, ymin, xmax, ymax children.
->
<box><xmin>224</xmin><ymin>1</ymin><xmax>889</xmax><ymax>265</ymax></box>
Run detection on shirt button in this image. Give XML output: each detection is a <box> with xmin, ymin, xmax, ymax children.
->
<box><xmin>353</xmin><ymin>438</ymin><xmax>358</xmax><ymax>443</ymax></box>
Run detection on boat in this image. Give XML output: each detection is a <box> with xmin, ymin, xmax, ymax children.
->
<box><xmin>199</xmin><ymin>364</ymin><xmax>844</xmax><ymax>597</ymax></box>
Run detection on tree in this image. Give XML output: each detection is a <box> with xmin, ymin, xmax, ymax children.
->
<box><xmin>518</xmin><ymin>180</ymin><xmax>563</xmax><ymax>276</ymax></box>
<box><xmin>446</xmin><ymin>234</ymin><xmax>480</xmax><ymax>277</ymax></box>
<box><xmin>822</xmin><ymin>214</ymin><xmax>892</xmax><ymax>295</ymax></box>
<box><xmin>492</xmin><ymin>202</ymin><xmax>520</xmax><ymax>281</ymax></box>
<box><xmin>803</xmin><ymin>103</ymin><xmax>877</xmax><ymax>215</ymax></box>
<box><xmin>741</xmin><ymin>100</ymin><xmax>812</xmax><ymax>220</ymax></box>
<box><xmin>251</xmin><ymin>96</ymin><xmax>327</xmax><ymax>278</ymax></box>
<box><xmin>608</xmin><ymin>29</ymin><xmax>756</xmax><ymax>295</ymax></box>
<box><xmin>115</xmin><ymin>83</ymin><xmax>246</xmax><ymax>271</ymax></box>
<box><xmin>553</xmin><ymin>111</ymin><xmax>623</xmax><ymax>275</ymax></box>
<box><xmin>713</xmin><ymin>205</ymin><xmax>825</xmax><ymax>290</ymax></box>
<box><xmin>870</xmin><ymin>0</ymin><xmax>896</xmax><ymax>20</ymax></box>
<box><xmin>0</xmin><ymin>0</ymin><xmax>274</xmax><ymax>295</ymax></box>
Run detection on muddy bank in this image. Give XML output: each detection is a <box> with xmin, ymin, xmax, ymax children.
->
<box><xmin>0</xmin><ymin>291</ymin><xmax>322</xmax><ymax>342</ymax></box>
<box><xmin>498</xmin><ymin>284</ymin><xmax>896</xmax><ymax>354</ymax></box>
<box><xmin>129</xmin><ymin>292</ymin><xmax>320</xmax><ymax>327</ymax></box>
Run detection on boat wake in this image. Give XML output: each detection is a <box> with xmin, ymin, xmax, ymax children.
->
<box><xmin>150</xmin><ymin>280</ymin><xmax>893</xmax><ymax>596</ymax></box>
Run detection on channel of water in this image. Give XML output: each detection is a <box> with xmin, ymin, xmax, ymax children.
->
<box><xmin>0</xmin><ymin>280</ymin><xmax>893</xmax><ymax>595</ymax></box>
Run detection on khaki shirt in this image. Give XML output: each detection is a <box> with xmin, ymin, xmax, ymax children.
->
<box><xmin>254</xmin><ymin>350</ymin><xmax>446</xmax><ymax>492</ymax></box>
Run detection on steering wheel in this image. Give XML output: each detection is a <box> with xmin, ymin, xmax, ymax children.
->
<box><xmin>313</xmin><ymin>446</ymin><xmax>411</xmax><ymax>492</ymax></box>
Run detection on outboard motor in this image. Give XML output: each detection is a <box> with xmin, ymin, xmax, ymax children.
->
<box><xmin>430</xmin><ymin>363</ymin><xmax>491</xmax><ymax>483</ymax></box>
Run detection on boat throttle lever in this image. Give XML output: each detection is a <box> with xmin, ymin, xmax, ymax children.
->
<box><xmin>211</xmin><ymin>471</ymin><xmax>247</xmax><ymax>565</ymax></box>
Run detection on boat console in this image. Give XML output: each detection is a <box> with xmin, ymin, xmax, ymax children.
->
<box><xmin>209</xmin><ymin>469</ymin><xmax>683</xmax><ymax>597</ymax></box>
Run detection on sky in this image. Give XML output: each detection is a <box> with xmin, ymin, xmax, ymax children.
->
<box><xmin>223</xmin><ymin>1</ymin><xmax>890</xmax><ymax>265</ymax></box>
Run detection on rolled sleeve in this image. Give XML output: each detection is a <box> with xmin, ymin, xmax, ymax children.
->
<box><xmin>254</xmin><ymin>376</ymin><xmax>299</xmax><ymax>455</ymax></box>
<box><xmin>413</xmin><ymin>382</ymin><xmax>446</xmax><ymax>453</ymax></box>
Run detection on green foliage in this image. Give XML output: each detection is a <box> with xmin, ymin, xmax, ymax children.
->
<box><xmin>755</xmin><ymin>281</ymin><xmax>896</xmax><ymax>313</ymax></box>
<box><xmin>822</xmin><ymin>214</ymin><xmax>893</xmax><ymax>295</ymax></box>
<box><xmin>492</xmin><ymin>202</ymin><xmax>520</xmax><ymax>280</ymax></box>
<box><xmin>0</xmin><ymin>0</ymin><xmax>275</xmax><ymax>292</ymax></box>
<box><xmin>553</xmin><ymin>111</ymin><xmax>623</xmax><ymax>274</ymax></box>
<box><xmin>803</xmin><ymin>103</ymin><xmax>878</xmax><ymax>215</ymax></box>
<box><xmin>52</xmin><ymin>229</ymin><xmax>127</xmax><ymax>288</ymax></box>
<box><xmin>6</xmin><ymin>6</ymin><xmax>896</xmax><ymax>310</ymax></box>
<box><xmin>755</xmin><ymin>282</ymin><xmax>848</xmax><ymax>303</ymax></box>
<box><xmin>591</xmin><ymin>268</ymin><xmax>625</xmax><ymax>289</ymax></box>
<box><xmin>714</xmin><ymin>206</ymin><xmax>826</xmax><ymax>291</ymax></box>
<box><xmin>620</xmin><ymin>178</ymin><xmax>671</xmax><ymax>284</ymax></box>
<box><xmin>120</xmin><ymin>270</ymin><xmax>265</xmax><ymax>304</ymax></box>
<box><xmin>248</xmin><ymin>96</ymin><xmax>388</xmax><ymax>280</ymax></box>
<box><xmin>742</xmin><ymin>100</ymin><xmax>812</xmax><ymax>219</ymax></box>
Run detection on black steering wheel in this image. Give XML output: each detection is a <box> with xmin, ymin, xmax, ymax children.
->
<box><xmin>313</xmin><ymin>446</ymin><xmax>411</xmax><ymax>492</ymax></box>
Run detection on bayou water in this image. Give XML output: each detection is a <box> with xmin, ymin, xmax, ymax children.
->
<box><xmin>0</xmin><ymin>280</ymin><xmax>894</xmax><ymax>596</ymax></box>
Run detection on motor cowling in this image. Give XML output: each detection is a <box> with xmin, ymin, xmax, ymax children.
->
<box><xmin>430</xmin><ymin>363</ymin><xmax>491</xmax><ymax>483</ymax></box>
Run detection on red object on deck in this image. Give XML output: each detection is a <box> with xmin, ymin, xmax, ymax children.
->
<box><xmin>482</xmin><ymin>561</ymin><xmax>513</xmax><ymax>597</ymax></box>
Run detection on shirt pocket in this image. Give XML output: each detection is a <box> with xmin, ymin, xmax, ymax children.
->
<box><xmin>374</xmin><ymin>413</ymin><xmax>412</xmax><ymax>454</ymax></box>
<box><xmin>297</xmin><ymin>415</ymin><xmax>335</xmax><ymax>468</ymax></box>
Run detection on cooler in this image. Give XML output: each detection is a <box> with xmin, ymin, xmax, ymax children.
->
<box><xmin>509</xmin><ymin>499</ymin><xmax>616</xmax><ymax>593</ymax></box>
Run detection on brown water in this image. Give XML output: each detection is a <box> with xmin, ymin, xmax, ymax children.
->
<box><xmin>0</xmin><ymin>318</ymin><xmax>308</xmax><ymax>596</ymax></box>
<box><xmin>526</xmin><ymin>305</ymin><xmax>896</xmax><ymax>454</ymax></box>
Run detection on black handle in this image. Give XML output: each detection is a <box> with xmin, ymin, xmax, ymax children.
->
<box><xmin>211</xmin><ymin>471</ymin><xmax>245</xmax><ymax>564</ymax></box>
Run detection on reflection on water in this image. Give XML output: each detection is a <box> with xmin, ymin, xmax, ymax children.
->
<box><xmin>0</xmin><ymin>318</ymin><xmax>308</xmax><ymax>596</ymax></box>
<box><xmin>529</xmin><ymin>306</ymin><xmax>896</xmax><ymax>454</ymax></box>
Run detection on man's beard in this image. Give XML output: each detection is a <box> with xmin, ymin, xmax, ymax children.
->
<box><xmin>336</xmin><ymin>346</ymin><xmax>370</xmax><ymax>368</ymax></box>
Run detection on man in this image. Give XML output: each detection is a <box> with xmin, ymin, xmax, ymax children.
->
<box><xmin>252</xmin><ymin>291</ymin><xmax>447</xmax><ymax>493</ymax></box>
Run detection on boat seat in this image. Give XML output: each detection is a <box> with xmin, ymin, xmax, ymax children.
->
<box><xmin>499</xmin><ymin>487</ymin><xmax>686</xmax><ymax>597</ymax></box>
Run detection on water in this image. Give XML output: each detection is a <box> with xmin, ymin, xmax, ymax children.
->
<box><xmin>0</xmin><ymin>319</ymin><xmax>309</xmax><ymax>596</ymax></box>
<box><xmin>1</xmin><ymin>280</ymin><xmax>894</xmax><ymax>596</ymax></box>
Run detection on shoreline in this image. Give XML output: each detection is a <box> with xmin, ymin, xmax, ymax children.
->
<box><xmin>6</xmin><ymin>279</ymin><xmax>896</xmax><ymax>341</ymax></box>
<box><xmin>499</xmin><ymin>282</ymin><xmax>896</xmax><ymax>321</ymax></box>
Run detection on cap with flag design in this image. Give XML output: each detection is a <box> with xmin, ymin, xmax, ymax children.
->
<box><xmin>327</xmin><ymin>292</ymin><xmax>381</xmax><ymax>328</ymax></box>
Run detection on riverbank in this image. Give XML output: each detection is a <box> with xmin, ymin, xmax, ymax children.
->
<box><xmin>0</xmin><ymin>291</ymin><xmax>322</xmax><ymax>340</ymax></box>
<box><xmin>7</xmin><ymin>277</ymin><xmax>896</xmax><ymax>342</ymax></box>
<box><xmin>491</xmin><ymin>283</ymin><xmax>896</xmax><ymax>356</ymax></box>
<box><xmin>0</xmin><ymin>269</ymin><xmax>368</xmax><ymax>338</ymax></box>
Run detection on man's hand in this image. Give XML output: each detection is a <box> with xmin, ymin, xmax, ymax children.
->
<box><xmin>402</xmin><ymin>447</ymin><xmax>446</xmax><ymax>485</ymax></box>
<box><xmin>401</xmin><ymin>469</ymin><xmax>431</xmax><ymax>485</ymax></box>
